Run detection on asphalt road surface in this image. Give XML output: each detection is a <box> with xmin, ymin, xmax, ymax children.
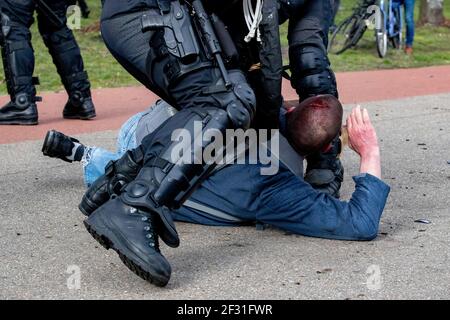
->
<box><xmin>0</xmin><ymin>93</ymin><xmax>449</xmax><ymax>299</ymax></box>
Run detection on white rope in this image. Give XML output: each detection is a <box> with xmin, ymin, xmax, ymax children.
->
<box><xmin>243</xmin><ymin>0</ymin><xmax>264</xmax><ymax>42</ymax></box>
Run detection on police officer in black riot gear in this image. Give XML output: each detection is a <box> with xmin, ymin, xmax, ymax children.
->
<box><xmin>80</xmin><ymin>0</ymin><xmax>341</xmax><ymax>286</ymax></box>
<box><xmin>84</xmin><ymin>0</ymin><xmax>256</xmax><ymax>287</ymax></box>
<box><xmin>281</xmin><ymin>0</ymin><xmax>343</xmax><ymax>199</ymax></box>
<box><xmin>221</xmin><ymin>0</ymin><xmax>343</xmax><ymax>198</ymax></box>
<box><xmin>0</xmin><ymin>0</ymin><xmax>96</xmax><ymax>125</ymax></box>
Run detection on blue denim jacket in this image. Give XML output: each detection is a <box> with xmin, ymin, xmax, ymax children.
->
<box><xmin>83</xmin><ymin>113</ymin><xmax>390</xmax><ymax>241</ymax></box>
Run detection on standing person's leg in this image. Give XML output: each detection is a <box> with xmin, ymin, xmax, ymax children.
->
<box><xmin>287</xmin><ymin>0</ymin><xmax>337</xmax><ymax>99</ymax></box>
<box><xmin>287</xmin><ymin>0</ymin><xmax>343</xmax><ymax>198</ymax></box>
<box><xmin>404</xmin><ymin>0</ymin><xmax>415</xmax><ymax>53</ymax></box>
<box><xmin>0</xmin><ymin>0</ymin><xmax>39</xmax><ymax>125</ymax></box>
<box><xmin>37</xmin><ymin>0</ymin><xmax>96</xmax><ymax>119</ymax></box>
<box><xmin>83</xmin><ymin>2</ymin><xmax>256</xmax><ymax>286</ymax></box>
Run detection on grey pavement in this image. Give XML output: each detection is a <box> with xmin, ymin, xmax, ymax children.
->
<box><xmin>0</xmin><ymin>93</ymin><xmax>449</xmax><ymax>300</ymax></box>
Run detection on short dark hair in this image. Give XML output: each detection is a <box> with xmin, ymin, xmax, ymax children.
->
<box><xmin>286</xmin><ymin>95</ymin><xmax>343</xmax><ymax>156</ymax></box>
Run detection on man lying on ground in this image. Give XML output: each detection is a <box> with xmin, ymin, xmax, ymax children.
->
<box><xmin>43</xmin><ymin>95</ymin><xmax>389</xmax><ymax>240</ymax></box>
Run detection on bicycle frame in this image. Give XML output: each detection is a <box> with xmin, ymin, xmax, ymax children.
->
<box><xmin>328</xmin><ymin>0</ymin><xmax>385</xmax><ymax>55</ymax></box>
<box><xmin>379</xmin><ymin>0</ymin><xmax>404</xmax><ymax>39</ymax></box>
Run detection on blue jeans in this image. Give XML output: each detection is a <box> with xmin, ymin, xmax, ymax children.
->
<box><xmin>394</xmin><ymin>0</ymin><xmax>415</xmax><ymax>47</ymax></box>
<box><xmin>82</xmin><ymin>112</ymin><xmax>143</xmax><ymax>187</ymax></box>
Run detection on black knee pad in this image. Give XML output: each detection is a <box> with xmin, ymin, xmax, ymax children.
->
<box><xmin>225</xmin><ymin>70</ymin><xmax>256</xmax><ymax>129</ymax></box>
<box><xmin>290</xmin><ymin>45</ymin><xmax>338</xmax><ymax>99</ymax></box>
<box><xmin>40</xmin><ymin>27</ymin><xmax>78</xmax><ymax>54</ymax></box>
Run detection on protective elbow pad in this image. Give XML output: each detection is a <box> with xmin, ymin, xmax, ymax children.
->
<box><xmin>226</xmin><ymin>70</ymin><xmax>256</xmax><ymax>129</ymax></box>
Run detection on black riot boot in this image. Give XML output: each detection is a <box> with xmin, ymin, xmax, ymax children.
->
<box><xmin>63</xmin><ymin>87</ymin><xmax>96</xmax><ymax>120</ymax></box>
<box><xmin>84</xmin><ymin>193</ymin><xmax>173</xmax><ymax>286</ymax></box>
<box><xmin>304</xmin><ymin>135</ymin><xmax>344</xmax><ymax>198</ymax></box>
<box><xmin>79</xmin><ymin>147</ymin><xmax>144</xmax><ymax>216</ymax></box>
<box><xmin>84</xmin><ymin>167</ymin><xmax>181</xmax><ymax>286</ymax></box>
<box><xmin>0</xmin><ymin>94</ymin><xmax>39</xmax><ymax>125</ymax></box>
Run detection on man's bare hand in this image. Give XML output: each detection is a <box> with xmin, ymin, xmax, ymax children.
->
<box><xmin>347</xmin><ymin>106</ymin><xmax>380</xmax><ymax>158</ymax></box>
<box><xmin>346</xmin><ymin>106</ymin><xmax>382</xmax><ymax>178</ymax></box>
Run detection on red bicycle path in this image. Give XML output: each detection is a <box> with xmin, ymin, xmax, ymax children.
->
<box><xmin>1</xmin><ymin>65</ymin><xmax>449</xmax><ymax>145</ymax></box>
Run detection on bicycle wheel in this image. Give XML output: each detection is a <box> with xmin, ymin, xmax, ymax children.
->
<box><xmin>376</xmin><ymin>10</ymin><xmax>388</xmax><ymax>58</ymax></box>
<box><xmin>351</xmin><ymin>21</ymin><xmax>367</xmax><ymax>47</ymax></box>
<box><xmin>328</xmin><ymin>16</ymin><xmax>360</xmax><ymax>55</ymax></box>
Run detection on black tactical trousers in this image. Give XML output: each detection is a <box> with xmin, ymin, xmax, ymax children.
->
<box><xmin>0</xmin><ymin>0</ymin><xmax>89</xmax><ymax>97</ymax></box>
<box><xmin>284</xmin><ymin>0</ymin><xmax>338</xmax><ymax>99</ymax></box>
<box><xmin>101</xmin><ymin>10</ymin><xmax>174</xmax><ymax>106</ymax></box>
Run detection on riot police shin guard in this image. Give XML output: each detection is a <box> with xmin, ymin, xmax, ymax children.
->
<box><xmin>41</xmin><ymin>28</ymin><xmax>96</xmax><ymax>119</ymax></box>
<box><xmin>289</xmin><ymin>45</ymin><xmax>338</xmax><ymax>100</ymax></box>
<box><xmin>0</xmin><ymin>12</ymin><xmax>40</xmax><ymax>125</ymax></box>
<box><xmin>79</xmin><ymin>147</ymin><xmax>145</xmax><ymax>216</ymax></box>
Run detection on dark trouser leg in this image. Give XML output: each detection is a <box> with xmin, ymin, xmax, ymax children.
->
<box><xmin>288</xmin><ymin>0</ymin><xmax>337</xmax><ymax>99</ymax></box>
<box><xmin>0</xmin><ymin>0</ymin><xmax>39</xmax><ymax>125</ymax></box>
<box><xmin>287</xmin><ymin>0</ymin><xmax>343</xmax><ymax>198</ymax></box>
<box><xmin>84</xmin><ymin>4</ymin><xmax>255</xmax><ymax>286</ymax></box>
<box><xmin>37</xmin><ymin>0</ymin><xmax>95</xmax><ymax>119</ymax></box>
<box><xmin>100</xmin><ymin>12</ymin><xmax>175</xmax><ymax>106</ymax></box>
<box><xmin>404</xmin><ymin>0</ymin><xmax>415</xmax><ymax>47</ymax></box>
